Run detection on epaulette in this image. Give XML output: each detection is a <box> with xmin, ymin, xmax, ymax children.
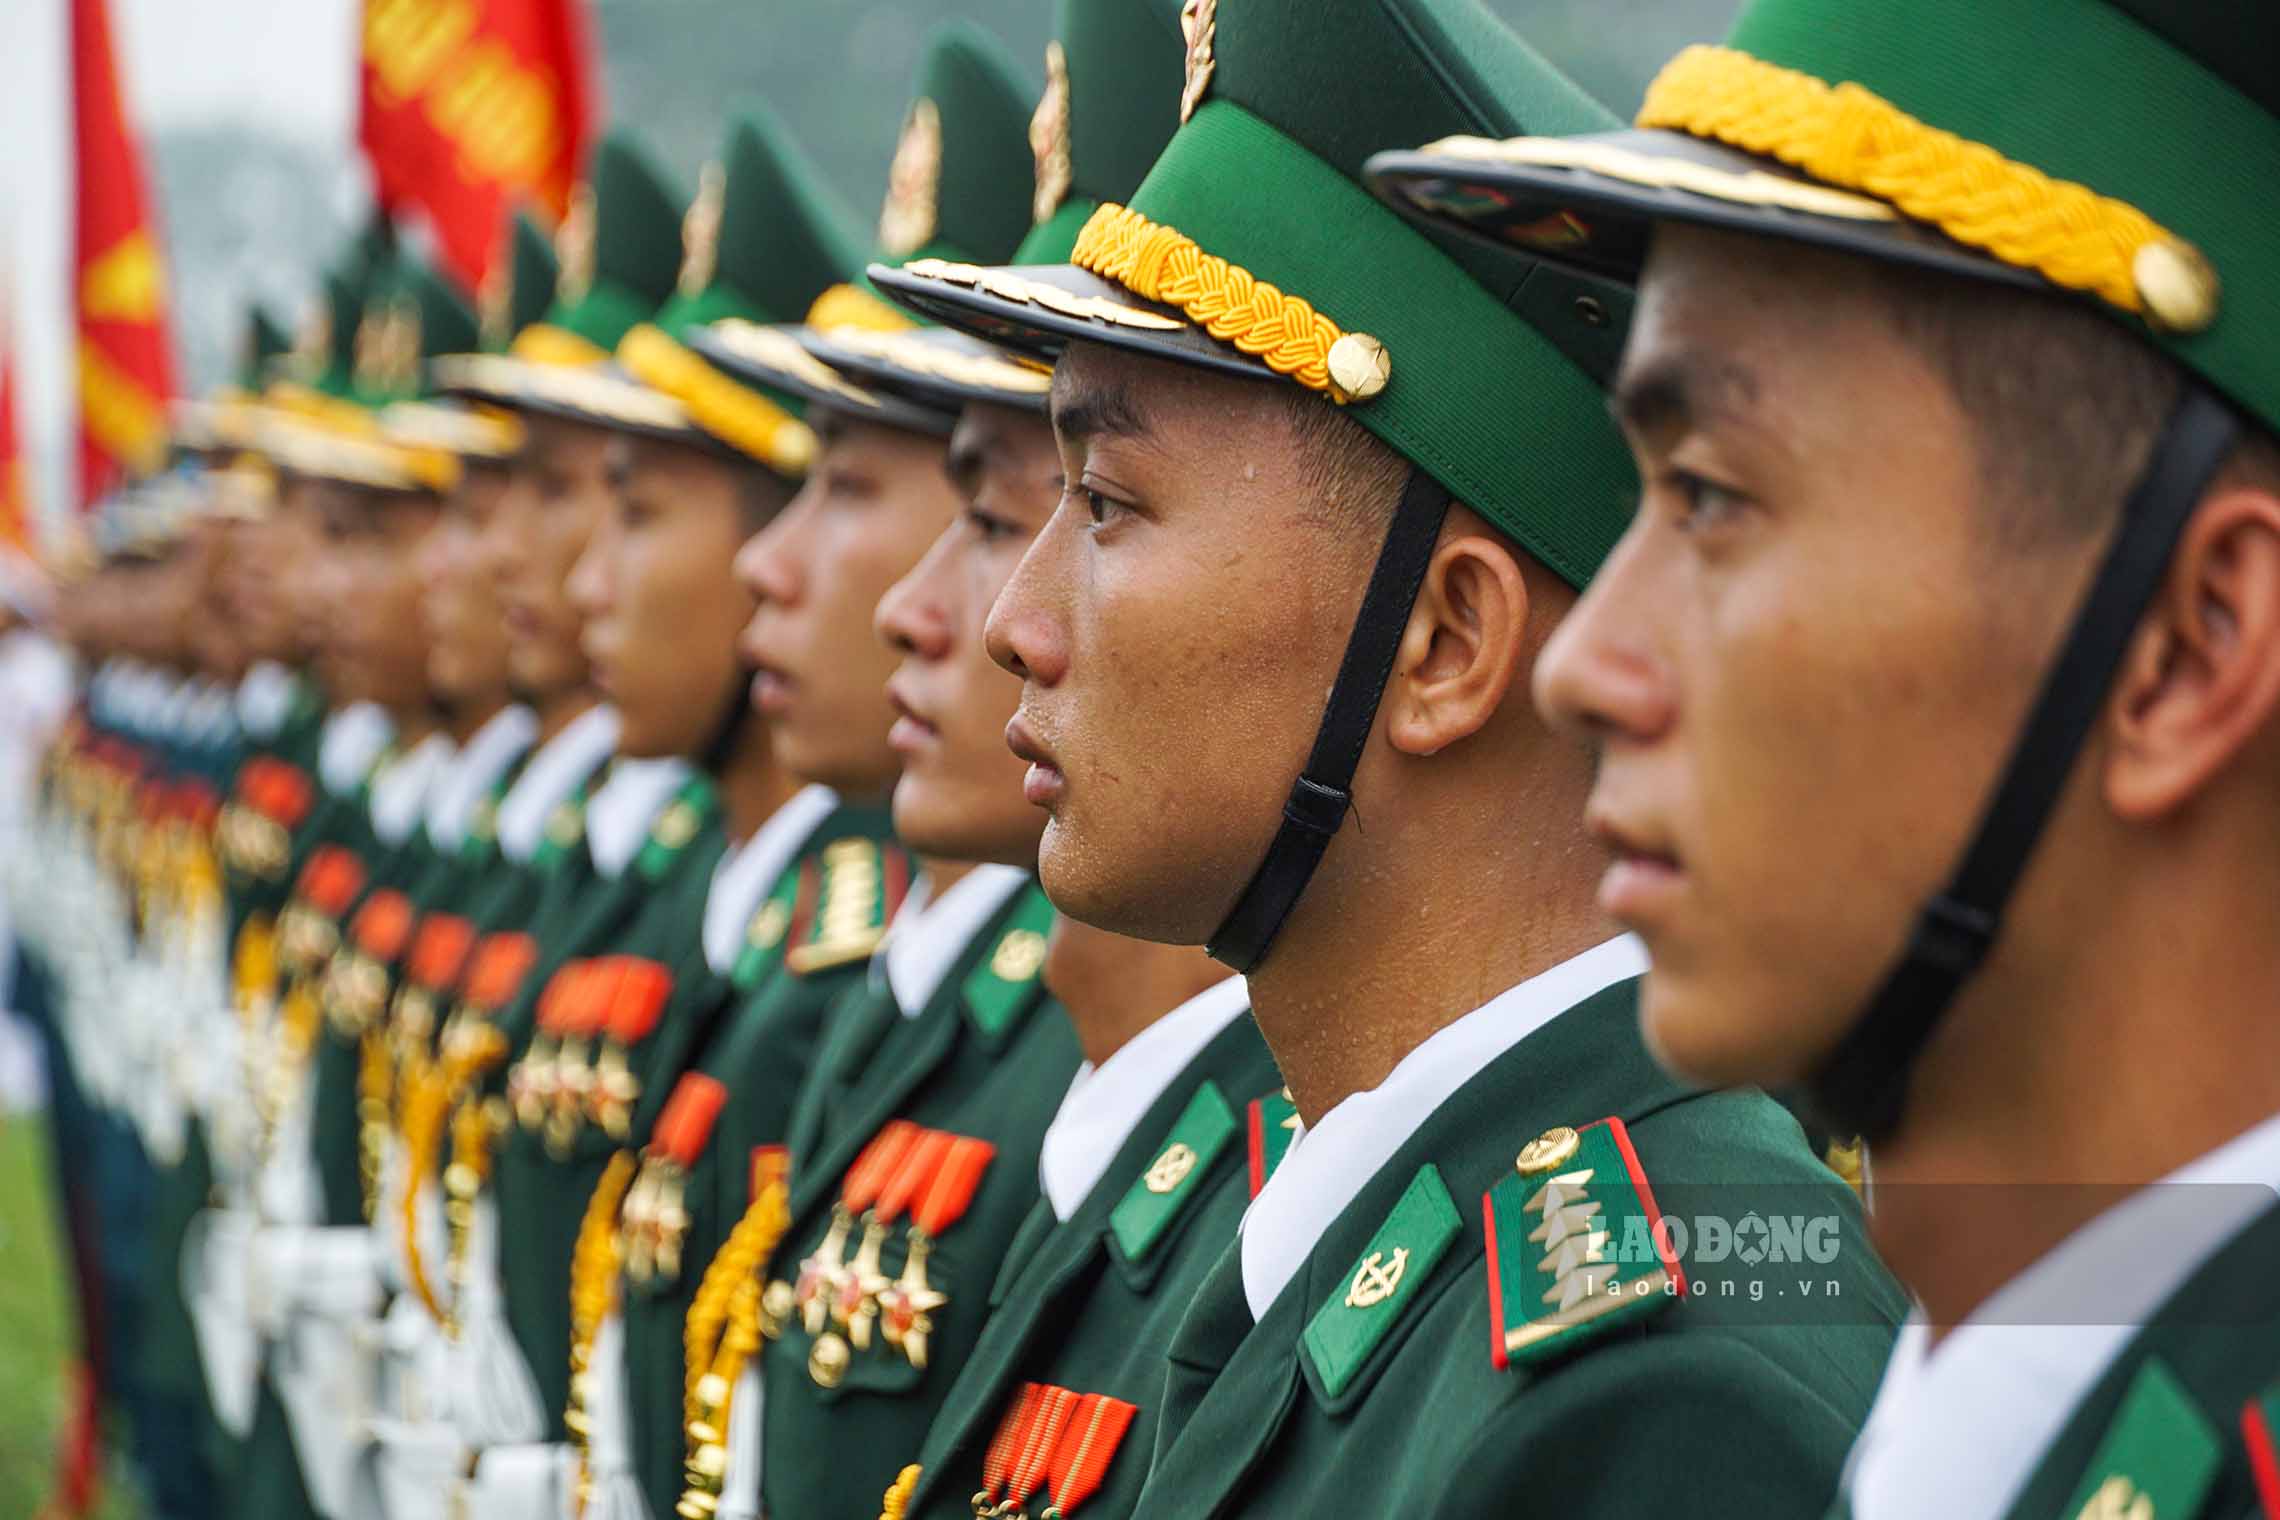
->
<box><xmin>1483</xmin><ymin>1118</ymin><xmax>1680</xmax><ymax>1371</ymax></box>
<box><xmin>2244</xmin><ymin>1379</ymin><xmax>2280</xmax><ymax>1518</ymax></box>
<box><xmin>958</xmin><ymin>884</ymin><xmax>1054</xmax><ymax>1043</ymax></box>
<box><xmin>2060</xmin><ymin>1358</ymin><xmax>2219</xmax><ymax>1520</ymax></box>
<box><xmin>1247</xmin><ymin>1088</ymin><xmax>1301</xmax><ymax>1199</ymax></box>
<box><xmin>635</xmin><ymin>777</ymin><xmax>718</xmax><ymax>881</ymax></box>
<box><xmin>1302</xmin><ymin>1165</ymin><xmax>1462</xmax><ymax>1402</ymax></box>
<box><xmin>785</xmin><ymin>837</ymin><xmax>911</xmax><ymax>977</ymax></box>
<box><xmin>1110</xmin><ymin>1080</ymin><xmax>1239</xmax><ymax>1264</ymax></box>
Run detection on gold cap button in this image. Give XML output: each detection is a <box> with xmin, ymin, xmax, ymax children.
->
<box><xmin>1326</xmin><ymin>333</ymin><xmax>1391</xmax><ymax>404</ymax></box>
<box><xmin>2133</xmin><ymin>239</ymin><xmax>2220</xmax><ymax>335</ymax></box>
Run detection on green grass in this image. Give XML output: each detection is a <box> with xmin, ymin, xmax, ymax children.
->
<box><xmin>0</xmin><ymin>1113</ymin><xmax>138</xmax><ymax>1520</ymax></box>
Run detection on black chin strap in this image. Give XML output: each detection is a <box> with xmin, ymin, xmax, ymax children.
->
<box><xmin>1208</xmin><ymin>467</ymin><xmax>1453</xmax><ymax>972</ymax></box>
<box><xmin>1806</xmin><ymin>388</ymin><xmax>2240</xmax><ymax>1144</ymax></box>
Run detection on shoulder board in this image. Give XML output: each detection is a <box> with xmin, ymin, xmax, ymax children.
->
<box><xmin>1485</xmin><ymin>1117</ymin><xmax>1679</xmax><ymax>1372</ymax></box>
<box><xmin>2061</xmin><ymin>1358</ymin><xmax>2219</xmax><ymax>1520</ymax></box>
<box><xmin>2244</xmin><ymin>1380</ymin><xmax>2280</xmax><ymax>1519</ymax></box>
<box><xmin>1302</xmin><ymin>1165</ymin><xmax>1462</xmax><ymax>1402</ymax></box>
<box><xmin>959</xmin><ymin>884</ymin><xmax>1055</xmax><ymax>1042</ymax></box>
<box><xmin>1247</xmin><ymin>1089</ymin><xmax>1301</xmax><ymax>1199</ymax></box>
<box><xmin>785</xmin><ymin>837</ymin><xmax>909</xmax><ymax>977</ymax></box>
<box><xmin>1110</xmin><ymin>1081</ymin><xmax>1239</xmax><ymax>1264</ymax></box>
<box><xmin>636</xmin><ymin>777</ymin><xmax>719</xmax><ymax>882</ymax></box>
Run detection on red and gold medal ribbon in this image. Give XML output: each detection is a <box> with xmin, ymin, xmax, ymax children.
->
<box><xmin>590</xmin><ymin>956</ymin><xmax>674</xmax><ymax>1139</ymax></box>
<box><xmin>834</xmin><ymin>1123</ymin><xmax>938</xmax><ymax>1344</ymax></box>
<box><xmin>910</xmin><ymin>1135</ymin><xmax>995</xmax><ymax>1240</ymax></box>
<box><xmin>1006</xmin><ymin>1385</ymin><xmax>1082</xmax><ymax>1516</ymax></box>
<box><xmin>625</xmin><ymin>1074</ymin><xmax>728</xmax><ymax>1285</ymax></box>
<box><xmin>973</xmin><ymin>1383</ymin><xmax>1047</xmax><ymax>1515</ymax></box>
<box><xmin>1042</xmin><ymin>1394</ymin><xmax>1138</xmax><ymax>1519</ymax></box>
<box><xmin>879</xmin><ymin>1133</ymin><xmax>996</xmax><ymax>1366</ymax></box>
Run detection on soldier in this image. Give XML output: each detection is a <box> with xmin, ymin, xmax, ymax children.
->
<box><xmin>880</xmin><ymin>1</ymin><xmax>1910</xmax><ymax>1515</ymax></box>
<box><xmin>1371</xmin><ymin>1</ymin><xmax>2280</xmax><ymax>1515</ymax></box>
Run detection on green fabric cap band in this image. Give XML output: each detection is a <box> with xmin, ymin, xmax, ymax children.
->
<box><xmin>1128</xmin><ymin>102</ymin><xmax>1632</xmax><ymax>587</ymax></box>
<box><xmin>1725</xmin><ymin>0</ymin><xmax>2280</xmax><ymax>435</ymax></box>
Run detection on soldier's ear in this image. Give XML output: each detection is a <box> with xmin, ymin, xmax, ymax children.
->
<box><xmin>1382</xmin><ymin>509</ymin><xmax>1530</xmax><ymax>759</ymax></box>
<box><xmin>2104</xmin><ymin>475</ymin><xmax>2280</xmax><ymax>821</ymax></box>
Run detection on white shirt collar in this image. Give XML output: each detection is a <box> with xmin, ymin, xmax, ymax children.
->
<box><xmin>317</xmin><ymin>702</ymin><xmax>396</xmax><ymax>795</ymax></box>
<box><xmin>1238</xmin><ymin>934</ymin><xmax>1646</xmax><ymax>1322</ymax></box>
<box><xmin>423</xmin><ymin>705</ymin><xmax>539</xmax><ymax>852</ymax></box>
<box><xmin>1039</xmin><ymin>974</ymin><xmax>1252</xmax><ymax>1222</ymax></box>
<box><xmin>701</xmin><ymin>785</ymin><xmax>840</xmax><ymax>974</ymax></box>
<box><xmin>237</xmin><ymin>660</ymin><xmax>296</xmax><ymax>739</ymax></box>
<box><xmin>1843</xmin><ymin>1109</ymin><xmax>2280</xmax><ymax>1520</ymax></box>
<box><xmin>884</xmin><ymin>863</ymin><xmax>1031</xmax><ymax>1018</ymax></box>
<box><xmin>368</xmin><ymin>731</ymin><xmax>455</xmax><ymax>847</ymax></box>
<box><xmin>493</xmin><ymin>704</ymin><xmax>620</xmax><ymax>864</ymax></box>
<box><xmin>585</xmin><ymin>756</ymin><xmax>695</xmax><ymax>880</ymax></box>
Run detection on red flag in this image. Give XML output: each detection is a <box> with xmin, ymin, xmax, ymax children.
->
<box><xmin>1</xmin><ymin>289</ymin><xmax>31</xmax><ymax>551</ymax></box>
<box><xmin>71</xmin><ymin>0</ymin><xmax>178</xmax><ymax>510</ymax></box>
<box><xmin>359</xmin><ymin>0</ymin><xmax>600</xmax><ymax>293</ymax></box>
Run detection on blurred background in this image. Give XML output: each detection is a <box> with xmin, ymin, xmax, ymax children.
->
<box><xmin>0</xmin><ymin>0</ymin><xmax>1738</xmax><ymax>1512</ymax></box>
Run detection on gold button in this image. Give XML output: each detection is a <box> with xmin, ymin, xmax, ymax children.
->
<box><xmin>1516</xmin><ymin>1125</ymin><xmax>1581</xmax><ymax>1175</ymax></box>
<box><xmin>1326</xmin><ymin>333</ymin><xmax>1391</xmax><ymax>404</ymax></box>
<box><xmin>2133</xmin><ymin>238</ymin><xmax>2220</xmax><ymax>335</ymax></box>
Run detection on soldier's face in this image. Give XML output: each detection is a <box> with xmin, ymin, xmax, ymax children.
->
<box><xmin>569</xmin><ymin>434</ymin><xmax>760</xmax><ymax>759</ymax></box>
<box><xmin>987</xmin><ymin>344</ymin><xmax>1365</xmax><ymax>944</ymax></box>
<box><xmin>420</xmin><ymin>461</ymin><xmax>515</xmax><ymax>713</ymax></box>
<box><xmin>325</xmin><ymin>488</ymin><xmax>440</xmax><ymax>719</ymax></box>
<box><xmin>484</xmin><ymin>412</ymin><xmax>612</xmax><ymax>703</ymax></box>
<box><xmin>734</xmin><ymin>407</ymin><xmax>961</xmax><ymax>797</ymax></box>
<box><xmin>232</xmin><ymin>486</ymin><xmax>319</xmax><ymax>665</ymax></box>
<box><xmin>1535</xmin><ymin>227</ymin><xmax>2058</xmax><ymax>1089</ymax></box>
<box><xmin>874</xmin><ymin>403</ymin><xmax>1057</xmax><ymax>866</ymax></box>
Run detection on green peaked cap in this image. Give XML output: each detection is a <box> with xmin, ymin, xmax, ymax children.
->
<box><xmin>1016</xmin><ymin>0</ymin><xmax>1188</xmax><ymax>264</ymax></box>
<box><xmin>237</xmin><ymin>307</ymin><xmax>290</xmax><ymax>392</ymax></box>
<box><xmin>876</xmin><ymin>0</ymin><xmax>1641</xmax><ymax>589</ymax></box>
<box><xmin>482</xmin><ymin>210</ymin><xmax>559</xmax><ymax>353</ymax></box>
<box><xmin>1368</xmin><ymin>0</ymin><xmax>2280</xmax><ymax>443</ymax></box>
<box><xmin>800</xmin><ymin>0</ymin><xmax>1187</xmax><ymax>418</ymax></box>
<box><xmin>532</xmin><ymin>130</ymin><xmax>686</xmax><ymax>356</ymax></box>
<box><xmin>293</xmin><ymin>217</ymin><xmax>396</xmax><ymax>400</ymax></box>
<box><xmin>355</xmin><ymin>252</ymin><xmax>480</xmax><ymax>406</ymax></box>
<box><xmin>870</xmin><ymin>21</ymin><xmax>1038</xmax><ymax>275</ymax></box>
<box><xmin>652</xmin><ymin>102</ymin><xmax>867</xmax><ymax>337</ymax></box>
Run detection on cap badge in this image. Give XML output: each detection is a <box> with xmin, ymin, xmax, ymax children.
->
<box><xmin>1030</xmin><ymin>40</ymin><xmax>1074</xmax><ymax>226</ymax></box>
<box><xmin>680</xmin><ymin>160</ymin><xmax>727</xmax><ymax>299</ymax></box>
<box><xmin>1179</xmin><ymin>0</ymin><xmax>1217</xmax><ymax>125</ymax></box>
<box><xmin>879</xmin><ymin>97</ymin><xmax>942</xmax><ymax>259</ymax></box>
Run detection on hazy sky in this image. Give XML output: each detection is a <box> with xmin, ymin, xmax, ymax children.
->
<box><xmin>2</xmin><ymin>0</ymin><xmax>362</xmax><ymax>535</ymax></box>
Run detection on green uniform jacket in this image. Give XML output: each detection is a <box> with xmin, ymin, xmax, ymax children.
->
<box><xmin>1130</xmin><ymin>980</ymin><xmax>1909</xmax><ymax>1520</ymax></box>
<box><xmin>619</xmin><ymin>802</ymin><xmax>906</xmax><ymax>1519</ymax></box>
<box><xmin>759</xmin><ymin>880</ymin><xmax>1084</xmax><ymax>1520</ymax></box>
<box><xmin>494</xmin><ymin>782</ymin><xmax>727</xmax><ymax>1438</ymax></box>
<box><xmin>903</xmin><ymin>1011</ymin><xmax>1283</xmax><ymax>1520</ymax></box>
<box><xmin>1841</xmin><ymin>1204</ymin><xmax>2280</xmax><ymax>1520</ymax></box>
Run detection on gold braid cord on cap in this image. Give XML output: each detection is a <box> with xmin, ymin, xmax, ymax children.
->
<box><xmin>1636</xmin><ymin>45</ymin><xmax>2219</xmax><ymax>332</ymax></box>
<box><xmin>1070</xmin><ymin>203</ymin><xmax>1389</xmax><ymax>402</ymax></box>
<box><xmin>618</xmin><ymin>325</ymin><xmax>817</xmax><ymax>476</ymax></box>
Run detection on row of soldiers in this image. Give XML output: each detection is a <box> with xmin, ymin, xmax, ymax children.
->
<box><xmin>11</xmin><ymin>0</ymin><xmax>2280</xmax><ymax>1518</ymax></box>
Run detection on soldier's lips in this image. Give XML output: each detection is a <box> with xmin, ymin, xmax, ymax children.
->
<box><xmin>886</xmin><ymin>681</ymin><xmax>937</xmax><ymax>756</ymax></box>
<box><xmin>749</xmin><ymin>665</ymin><xmax>794</xmax><ymax>716</ymax></box>
<box><xmin>1005</xmin><ymin>715</ymin><xmax>1062</xmax><ymax>806</ymax></box>
<box><xmin>1590</xmin><ymin>813</ymin><xmax>1685</xmax><ymax>926</ymax></box>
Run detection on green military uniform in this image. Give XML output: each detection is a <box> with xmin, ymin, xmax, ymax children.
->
<box><xmin>748</xmin><ymin>874</ymin><xmax>1081</xmax><ymax>1520</ymax></box>
<box><xmin>883</xmin><ymin>1</ymin><xmax>1913</xmax><ymax>1515</ymax></box>
<box><xmin>1371</xmin><ymin>4</ymin><xmax>2280</xmax><ymax>1517</ymax></box>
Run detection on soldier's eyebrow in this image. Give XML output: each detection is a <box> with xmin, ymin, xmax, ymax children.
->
<box><xmin>1050</xmin><ymin>372</ymin><xmax>1153</xmax><ymax>448</ymax></box>
<box><xmin>1610</xmin><ymin>353</ymin><xmax>1760</xmax><ymax>442</ymax></box>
